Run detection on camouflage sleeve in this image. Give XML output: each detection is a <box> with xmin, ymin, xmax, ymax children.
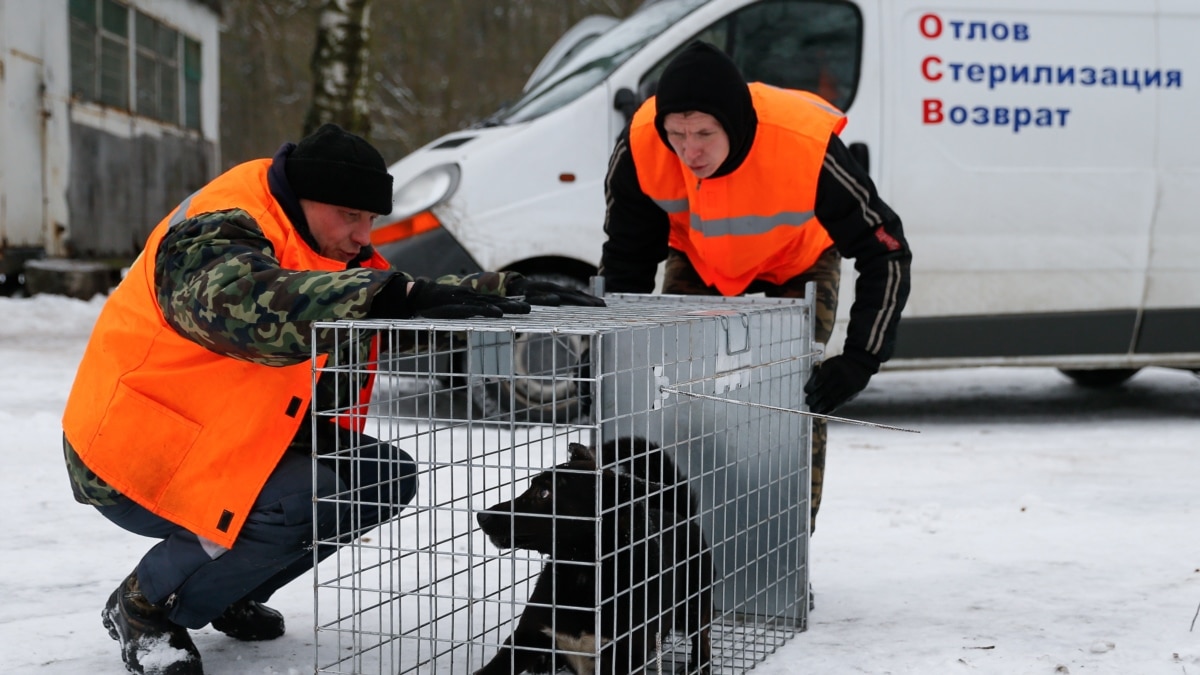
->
<box><xmin>155</xmin><ymin>209</ymin><xmax>397</xmax><ymax>366</ymax></box>
<box><xmin>432</xmin><ymin>270</ymin><xmax>522</xmax><ymax>296</ymax></box>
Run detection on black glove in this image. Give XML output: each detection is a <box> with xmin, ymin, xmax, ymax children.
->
<box><xmin>804</xmin><ymin>349</ymin><xmax>879</xmax><ymax>415</ymax></box>
<box><xmin>369</xmin><ymin>276</ymin><xmax>530</xmax><ymax>319</ymax></box>
<box><xmin>401</xmin><ymin>279</ymin><xmax>531</xmax><ymax>319</ymax></box>
<box><xmin>507</xmin><ymin>277</ymin><xmax>606</xmax><ymax>307</ymax></box>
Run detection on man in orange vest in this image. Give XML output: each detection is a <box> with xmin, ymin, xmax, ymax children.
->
<box><xmin>62</xmin><ymin>123</ymin><xmax>602</xmax><ymax>675</ymax></box>
<box><xmin>600</xmin><ymin>42</ymin><xmax>912</xmax><ymax>551</ymax></box>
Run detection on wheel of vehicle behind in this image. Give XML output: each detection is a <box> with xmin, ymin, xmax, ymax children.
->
<box><xmin>471</xmin><ymin>270</ymin><xmax>593</xmax><ymax>423</ymax></box>
<box><xmin>0</xmin><ymin>272</ymin><xmax>25</xmax><ymax>297</ymax></box>
<box><xmin>1058</xmin><ymin>368</ymin><xmax>1141</xmax><ymax>388</ymax></box>
<box><xmin>470</xmin><ymin>331</ymin><xmax>591</xmax><ymax>423</ymax></box>
<box><xmin>513</xmin><ymin>332</ymin><xmax>590</xmax><ymax>422</ymax></box>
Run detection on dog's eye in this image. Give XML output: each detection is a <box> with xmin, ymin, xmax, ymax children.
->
<box><xmin>537</xmin><ymin>488</ymin><xmax>551</xmax><ymax>500</ymax></box>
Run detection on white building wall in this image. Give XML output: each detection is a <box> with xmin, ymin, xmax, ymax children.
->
<box><xmin>0</xmin><ymin>0</ymin><xmax>220</xmax><ymax>268</ymax></box>
<box><xmin>0</xmin><ymin>1</ymin><xmax>66</xmax><ymax>257</ymax></box>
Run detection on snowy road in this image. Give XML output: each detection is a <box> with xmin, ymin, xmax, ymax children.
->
<box><xmin>2</xmin><ymin>294</ymin><xmax>1198</xmax><ymax>674</ymax></box>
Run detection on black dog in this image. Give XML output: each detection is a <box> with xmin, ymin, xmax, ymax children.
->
<box><xmin>596</xmin><ymin>436</ymin><xmax>698</xmax><ymax>523</ymax></box>
<box><xmin>475</xmin><ymin>439</ymin><xmax>712</xmax><ymax>675</ymax></box>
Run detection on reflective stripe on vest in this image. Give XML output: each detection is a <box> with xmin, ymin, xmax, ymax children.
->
<box><xmin>168</xmin><ymin>191</ymin><xmax>200</xmax><ymax>228</ymax></box>
<box><xmin>652</xmin><ymin>197</ymin><xmax>689</xmax><ymax>214</ymax></box>
<box><xmin>685</xmin><ymin>210</ymin><xmax>817</xmax><ymax>237</ymax></box>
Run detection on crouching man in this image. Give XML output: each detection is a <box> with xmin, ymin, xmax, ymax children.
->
<box><xmin>60</xmin><ymin>124</ymin><xmax>600</xmax><ymax>674</ymax></box>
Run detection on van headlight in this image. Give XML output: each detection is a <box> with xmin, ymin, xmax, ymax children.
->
<box><xmin>390</xmin><ymin>164</ymin><xmax>460</xmax><ymax>221</ymax></box>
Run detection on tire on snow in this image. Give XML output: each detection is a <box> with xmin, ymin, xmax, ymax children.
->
<box><xmin>1057</xmin><ymin>368</ymin><xmax>1141</xmax><ymax>388</ymax></box>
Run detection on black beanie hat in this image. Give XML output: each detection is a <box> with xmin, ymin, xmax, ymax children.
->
<box><xmin>653</xmin><ymin>41</ymin><xmax>758</xmax><ymax>177</ymax></box>
<box><xmin>285</xmin><ymin>123</ymin><xmax>394</xmax><ymax>215</ymax></box>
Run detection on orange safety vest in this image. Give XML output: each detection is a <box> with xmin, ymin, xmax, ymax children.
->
<box><xmin>629</xmin><ymin>84</ymin><xmax>847</xmax><ymax>296</ymax></box>
<box><xmin>62</xmin><ymin>158</ymin><xmax>390</xmax><ymax>548</ymax></box>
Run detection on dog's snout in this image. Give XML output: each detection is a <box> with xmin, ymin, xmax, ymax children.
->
<box><xmin>477</xmin><ymin>511</ymin><xmax>494</xmax><ymax>528</ymax></box>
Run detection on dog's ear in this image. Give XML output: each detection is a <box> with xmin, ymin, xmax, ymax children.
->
<box><xmin>568</xmin><ymin>442</ymin><xmax>595</xmax><ymax>462</ymax></box>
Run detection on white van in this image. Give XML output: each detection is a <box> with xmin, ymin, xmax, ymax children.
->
<box><xmin>374</xmin><ymin>0</ymin><xmax>1200</xmax><ymax>389</ymax></box>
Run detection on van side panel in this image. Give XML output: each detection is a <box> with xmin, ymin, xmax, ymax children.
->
<box><xmin>1137</xmin><ymin>4</ymin><xmax>1200</xmax><ymax>354</ymax></box>
<box><xmin>887</xmin><ymin>2</ymin><xmax>1171</xmax><ymax>361</ymax></box>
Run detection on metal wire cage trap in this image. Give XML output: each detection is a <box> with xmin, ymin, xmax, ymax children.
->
<box><xmin>312</xmin><ymin>293</ymin><xmax>816</xmax><ymax>674</ymax></box>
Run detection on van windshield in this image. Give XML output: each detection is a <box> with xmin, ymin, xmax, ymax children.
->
<box><xmin>495</xmin><ymin>0</ymin><xmax>712</xmax><ymax>124</ymax></box>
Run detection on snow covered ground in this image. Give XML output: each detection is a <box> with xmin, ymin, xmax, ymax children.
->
<box><xmin>1</xmin><ymin>293</ymin><xmax>1198</xmax><ymax>674</ymax></box>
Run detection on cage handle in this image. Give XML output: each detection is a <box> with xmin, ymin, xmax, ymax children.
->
<box><xmin>721</xmin><ymin>313</ymin><xmax>751</xmax><ymax>355</ymax></box>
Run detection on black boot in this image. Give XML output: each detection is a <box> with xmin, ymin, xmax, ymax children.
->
<box><xmin>102</xmin><ymin>571</ymin><xmax>203</xmax><ymax>675</ymax></box>
<box><xmin>210</xmin><ymin>599</ymin><xmax>285</xmax><ymax>641</ymax></box>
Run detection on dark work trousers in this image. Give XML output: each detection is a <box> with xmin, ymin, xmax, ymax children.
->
<box><xmin>94</xmin><ymin>435</ymin><xmax>417</xmax><ymax>629</ymax></box>
<box><xmin>663</xmin><ymin>246</ymin><xmax>841</xmax><ymax>533</ymax></box>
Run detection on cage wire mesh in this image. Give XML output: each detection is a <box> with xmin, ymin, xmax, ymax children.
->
<box><xmin>312</xmin><ymin>293</ymin><xmax>816</xmax><ymax>674</ymax></box>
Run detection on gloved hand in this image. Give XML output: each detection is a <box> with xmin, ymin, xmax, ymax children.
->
<box><xmin>507</xmin><ymin>276</ymin><xmax>606</xmax><ymax>307</ymax></box>
<box><xmin>804</xmin><ymin>349</ymin><xmax>879</xmax><ymax>415</ymax></box>
<box><xmin>404</xmin><ymin>279</ymin><xmax>531</xmax><ymax>319</ymax></box>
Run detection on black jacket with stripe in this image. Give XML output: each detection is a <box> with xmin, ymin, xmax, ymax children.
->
<box><xmin>599</xmin><ymin>131</ymin><xmax>912</xmax><ymax>369</ymax></box>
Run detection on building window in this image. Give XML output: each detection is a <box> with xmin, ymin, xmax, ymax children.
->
<box><xmin>135</xmin><ymin>10</ymin><xmax>179</xmax><ymax>123</ymax></box>
<box><xmin>70</xmin><ymin>0</ymin><xmax>130</xmax><ymax>109</ymax></box>
<box><xmin>69</xmin><ymin>0</ymin><xmax>202</xmax><ymax>130</ymax></box>
<box><xmin>183</xmin><ymin>38</ymin><xmax>202</xmax><ymax>130</ymax></box>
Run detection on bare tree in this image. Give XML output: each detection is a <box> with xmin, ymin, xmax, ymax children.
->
<box><xmin>303</xmin><ymin>0</ymin><xmax>374</xmax><ymax>137</ymax></box>
<box><xmin>220</xmin><ymin>0</ymin><xmax>644</xmax><ymax>167</ymax></box>
<box><xmin>219</xmin><ymin>0</ymin><xmax>315</xmax><ymax>167</ymax></box>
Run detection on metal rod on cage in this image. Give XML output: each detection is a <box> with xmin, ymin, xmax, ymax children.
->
<box><xmin>660</xmin><ymin>387</ymin><xmax>921</xmax><ymax>433</ymax></box>
<box><xmin>666</xmin><ymin>353</ymin><xmax>823</xmax><ymax>390</ymax></box>
<box><xmin>655</xmin><ymin>632</ymin><xmax>663</xmax><ymax>675</ymax></box>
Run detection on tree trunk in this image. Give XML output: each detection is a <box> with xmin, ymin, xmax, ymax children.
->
<box><xmin>304</xmin><ymin>0</ymin><xmax>374</xmax><ymax>138</ymax></box>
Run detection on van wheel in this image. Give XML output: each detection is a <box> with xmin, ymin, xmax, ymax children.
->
<box><xmin>0</xmin><ymin>272</ymin><xmax>25</xmax><ymax>297</ymax></box>
<box><xmin>470</xmin><ymin>271</ymin><xmax>593</xmax><ymax>423</ymax></box>
<box><xmin>470</xmin><ymin>332</ymin><xmax>592</xmax><ymax>424</ymax></box>
<box><xmin>1058</xmin><ymin>368</ymin><xmax>1141</xmax><ymax>388</ymax></box>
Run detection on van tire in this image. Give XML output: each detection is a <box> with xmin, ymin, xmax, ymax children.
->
<box><xmin>469</xmin><ymin>332</ymin><xmax>591</xmax><ymax>424</ymax></box>
<box><xmin>0</xmin><ymin>272</ymin><xmax>24</xmax><ymax>297</ymax></box>
<box><xmin>1058</xmin><ymin>368</ymin><xmax>1140</xmax><ymax>388</ymax></box>
<box><xmin>469</xmin><ymin>271</ymin><xmax>593</xmax><ymax>423</ymax></box>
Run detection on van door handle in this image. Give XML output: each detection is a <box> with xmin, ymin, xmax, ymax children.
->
<box><xmin>614</xmin><ymin>88</ymin><xmax>639</xmax><ymax>124</ymax></box>
<box><xmin>848</xmin><ymin>142</ymin><xmax>870</xmax><ymax>174</ymax></box>
<box><xmin>844</xmin><ymin>140</ymin><xmax>873</xmax><ymax>172</ymax></box>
